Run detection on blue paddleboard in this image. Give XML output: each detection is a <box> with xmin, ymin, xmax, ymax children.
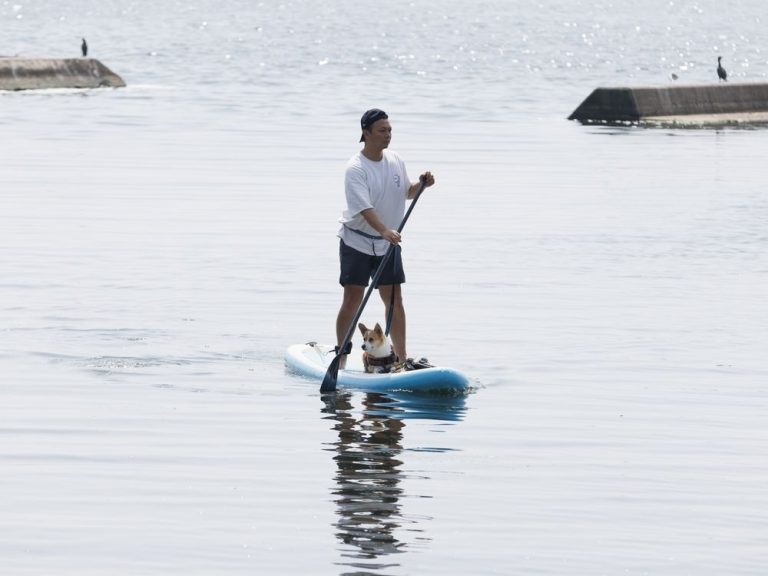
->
<box><xmin>285</xmin><ymin>343</ymin><xmax>471</xmax><ymax>393</ymax></box>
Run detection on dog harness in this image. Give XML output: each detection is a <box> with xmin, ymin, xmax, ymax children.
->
<box><xmin>363</xmin><ymin>349</ymin><xmax>398</xmax><ymax>369</ymax></box>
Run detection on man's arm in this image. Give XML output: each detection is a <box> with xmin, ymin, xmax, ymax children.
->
<box><xmin>361</xmin><ymin>208</ymin><xmax>401</xmax><ymax>245</ymax></box>
<box><xmin>407</xmin><ymin>171</ymin><xmax>435</xmax><ymax>199</ymax></box>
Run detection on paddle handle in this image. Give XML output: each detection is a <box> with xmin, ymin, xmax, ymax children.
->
<box><xmin>397</xmin><ymin>179</ymin><xmax>427</xmax><ymax>233</ymax></box>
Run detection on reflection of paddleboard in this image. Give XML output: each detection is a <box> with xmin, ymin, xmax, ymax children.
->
<box><xmin>349</xmin><ymin>391</ymin><xmax>468</xmax><ymax>422</ymax></box>
<box><xmin>285</xmin><ymin>343</ymin><xmax>471</xmax><ymax>393</ymax></box>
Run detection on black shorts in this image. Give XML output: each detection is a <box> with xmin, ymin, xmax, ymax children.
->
<box><xmin>339</xmin><ymin>239</ymin><xmax>406</xmax><ymax>287</ymax></box>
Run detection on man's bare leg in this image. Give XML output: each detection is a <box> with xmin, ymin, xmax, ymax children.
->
<box><xmin>336</xmin><ymin>285</ymin><xmax>364</xmax><ymax>369</ymax></box>
<box><xmin>378</xmin><ymin>284</ymin><xmax>406</xmax><ymax>361</ymax></box>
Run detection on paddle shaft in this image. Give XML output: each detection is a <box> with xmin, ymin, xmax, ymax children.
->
<box><xmin>320</xmin><ymin>180</ymin><xmax>427</xmax><ymax>393</ymax></box>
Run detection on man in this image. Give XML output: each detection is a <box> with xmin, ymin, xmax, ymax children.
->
<box><xmin>335</xmin><ymin>108</ymin><xmax>435</xmax><ymax>367</ymax></box>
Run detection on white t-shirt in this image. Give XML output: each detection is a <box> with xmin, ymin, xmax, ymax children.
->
<box><xmin>337</xmin><ymin>149</ymin><xmax>410</xmax><ymax>256</ymax></box>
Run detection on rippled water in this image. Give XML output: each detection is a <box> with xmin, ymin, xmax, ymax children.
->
<box><xmin>2</xmin><ymin>1</ymin><xmax>767</xmax><ymax>574</ymax></box>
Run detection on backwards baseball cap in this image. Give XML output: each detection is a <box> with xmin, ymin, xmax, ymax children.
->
<box><xmin>359</xmin><ymin>108</ymin><xmax>388</xmax><ymax>142</ymax></box>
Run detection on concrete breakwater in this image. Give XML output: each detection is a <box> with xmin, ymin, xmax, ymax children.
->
<box><xmin>0</xmin><ymin>58</ymin><xmax>125</xmax><ymax>90</ymax></box>
<box><xmin>569</xmin><ymin>83</ymin><xmax>768</xmax><ymax>126</ymax></box>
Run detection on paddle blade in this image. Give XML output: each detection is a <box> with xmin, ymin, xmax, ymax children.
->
<box><xmin>320</xmin><ymin>355</ymin><xmax>341</xmax><ymax>393</ymax></box>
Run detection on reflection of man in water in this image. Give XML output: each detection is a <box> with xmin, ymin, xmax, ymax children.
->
<box><xmin>323</xmin><ymin>393</ymin><xmax>409</xmax><ymax>567</ymax></box>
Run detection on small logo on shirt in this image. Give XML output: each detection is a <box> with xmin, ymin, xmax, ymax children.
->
<box><xmin>393</xmin><ymin>174</ymin><xmax>401</xmax><ymax>187</ymax></box>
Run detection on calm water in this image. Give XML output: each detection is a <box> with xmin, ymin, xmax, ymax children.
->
<box><xmin>2</xmin><ymin>1</ymin><xmax>767</xmax><ymax>574</ymax></box>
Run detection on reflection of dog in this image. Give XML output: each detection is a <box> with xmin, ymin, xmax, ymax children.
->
<box><xmin>358</xmin><ymin>323</ymin><xmax>397</xmax><ymax>373</ymax></box>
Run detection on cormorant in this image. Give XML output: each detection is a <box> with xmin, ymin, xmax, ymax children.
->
<box><xmin>81</xmin><ymin>38</ymin><xmax>88</xmax><ymax>57</ymax></box>
<box><xmin>717</xmin><ymin>56</ymin><xmax>727</xmax><ymax>82</ymax></box>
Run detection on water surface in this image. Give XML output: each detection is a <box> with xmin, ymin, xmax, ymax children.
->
<box><xmin>2</xmin><ymin>1</ymin><xmax>767</xmax><ymax>574</ymax></box>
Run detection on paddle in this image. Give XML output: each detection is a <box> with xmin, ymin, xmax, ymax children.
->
<box><xmin>320</xmin><ymin>178</ymin><xmax>428</xmax><ymax>393</ymax></box>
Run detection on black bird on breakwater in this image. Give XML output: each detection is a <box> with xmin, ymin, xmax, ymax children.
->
<box><xmin>81</xmin><ymin>38</ymin><xmax>88</xmax><ymax>57</ymax></box>
<box><xmin>717</xmin><ymin>56</ymin><xmax>727</xmax><ymax>82</ymax></box>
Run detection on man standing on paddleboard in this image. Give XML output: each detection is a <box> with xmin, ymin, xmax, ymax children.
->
<box><xmin>335</xmin><ymin>108</ymin><xmax>435</xmax><ymax>368</ymax></box>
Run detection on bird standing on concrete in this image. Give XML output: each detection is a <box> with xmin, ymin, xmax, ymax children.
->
<box><xmin>717</xmin><ymin>56</ymin><xmax>727</xmax><ymax>82</ymax></box>
<box><xmin>81</xmin><ymin>38</ymin><xmax>88</xmax><ymax>57</ymax></box>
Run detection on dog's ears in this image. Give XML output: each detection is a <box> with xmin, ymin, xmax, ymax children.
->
<box><xmin>358</xmin><ymin>323</ymin><xmax>368</xmax><ymax>335</ymax></box>
<box><xmin>374</xmin><ymin>323</ymin><xmax>383</xmax><ymax>335</ymax></box>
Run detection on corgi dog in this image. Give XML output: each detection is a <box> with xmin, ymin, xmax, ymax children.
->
<box><xmin>358</xmin><ymin>322</ymin><xmax>397</xmax><ymax>373</ymax></box>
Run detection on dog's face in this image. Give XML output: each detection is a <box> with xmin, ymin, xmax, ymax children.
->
<box><xmin>358</xmin><ymin>322</ymin><xmax>391</xmax><ymax>357</ymax></box>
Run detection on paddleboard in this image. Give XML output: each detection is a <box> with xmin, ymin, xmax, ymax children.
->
<box><xmin>285</xmin><ymin>342</ymin><xmax>471</xmax><ymax>393</ymax></box>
